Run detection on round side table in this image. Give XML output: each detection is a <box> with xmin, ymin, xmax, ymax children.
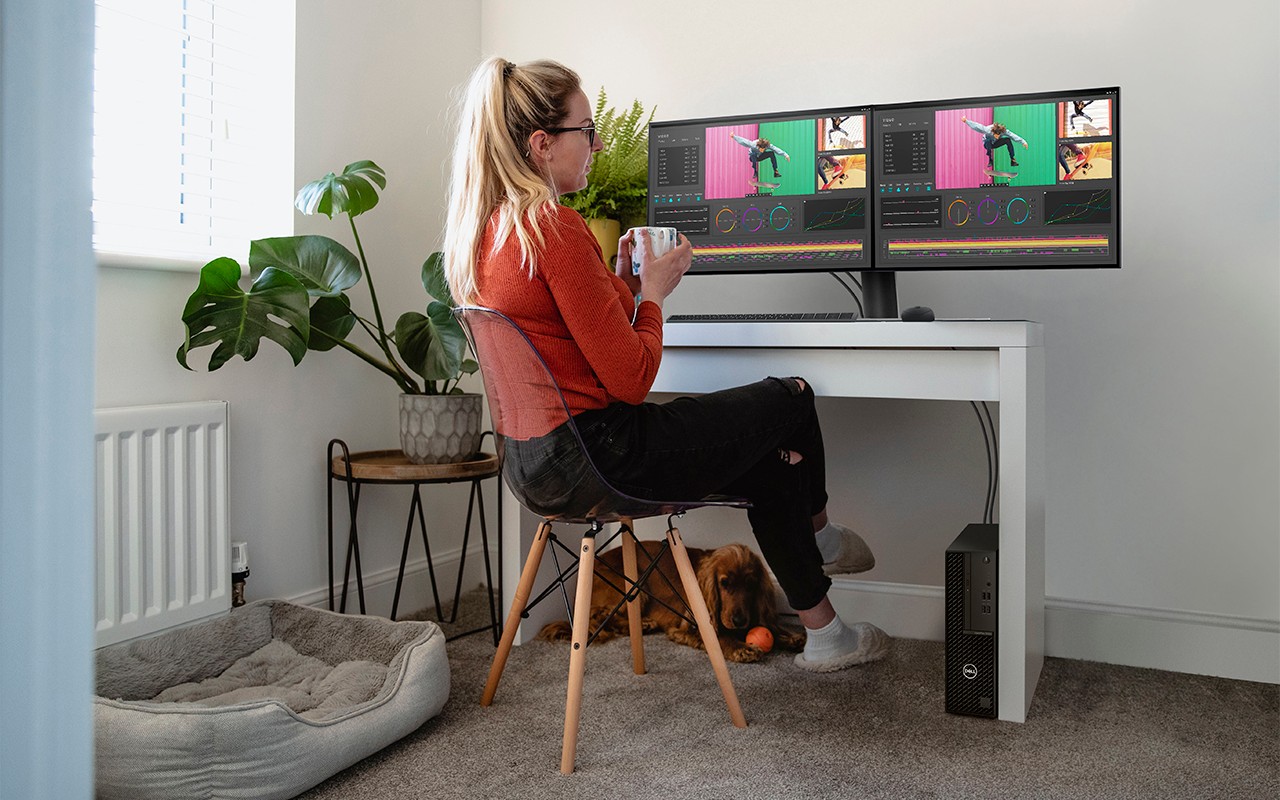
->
<box><xmin>327</xmin><ymin>438</ymin><xmax>502</xmax><ymax>644</ymax></box>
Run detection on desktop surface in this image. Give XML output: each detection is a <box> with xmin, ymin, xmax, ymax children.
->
<box><xmin>662</xmin><ymin>316</ymin><xmax>1042</xmax><ymax>350</ymax></box>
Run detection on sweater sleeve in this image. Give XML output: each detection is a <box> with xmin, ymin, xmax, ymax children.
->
<box><xmin>539</xmin><ymin>207</ymin><xmax>663</xmax><ymax>404</ymax></box>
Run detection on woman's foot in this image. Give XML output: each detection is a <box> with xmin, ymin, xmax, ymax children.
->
<box><xmin>815</xmin><ymin>522</ymin><xmax>875</xmax><ymax>574</ymax></box>
<box><xmin>794</xmin><ymin>617</ymin><xmax>890</xmax><ymax>673</ymax></box>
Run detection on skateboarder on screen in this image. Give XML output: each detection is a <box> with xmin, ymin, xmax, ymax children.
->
<box><xmin>731</xmin><ymin>133</ymin><xmax>790</xmax><ymax>181</ymax></box>
<box><xmin>961</xmin><ymin>116</ymin><xmax>1028</xmax><ymax>170</ymax></box>
<box><xmin>1057</xmin><ymin>141</ymin><xmax>1090</xmax><ymax>179</ymax></box>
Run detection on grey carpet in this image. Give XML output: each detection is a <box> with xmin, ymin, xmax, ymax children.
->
<box><xmin>296</xmin><ymin>588</ymin><xmax>1278</xmax><ymax>799</ymax></box>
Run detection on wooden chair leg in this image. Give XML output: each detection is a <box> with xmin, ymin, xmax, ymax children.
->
<box><xmin>560</xmin><ymin>531</ymin><xmax>598</xmax><ymax>774</ymax></box>
<box><xmin>619</xmin><ymin>519</ymin><xmax>646</xmax><ymax>675</ymax></box>
<box><xmin>666</xmin><ymin>524</ymin><xmax>748</xmax><ymax>729</ymax></box>
<box><xmin>481</xmin><ymin>520</ymin><xmax>552</xmax><ymax>707</ymax></box>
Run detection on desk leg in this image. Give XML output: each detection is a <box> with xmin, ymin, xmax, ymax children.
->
<box><xmin>998</xmin><ymin>345</ymin><xmax>1045</xmax><ymax>722</ymax></box>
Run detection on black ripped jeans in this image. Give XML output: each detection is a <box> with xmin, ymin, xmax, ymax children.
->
<box><xmin>573</xmin><ymin>377</ymin><xmax>832</xmax><ymax>612</ymax></box>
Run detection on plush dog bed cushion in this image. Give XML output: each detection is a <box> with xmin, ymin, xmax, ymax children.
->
<box><xmin>94</xmin><ymin>599</ymin><xmax>449</xmax><ymax>800</ymax></box>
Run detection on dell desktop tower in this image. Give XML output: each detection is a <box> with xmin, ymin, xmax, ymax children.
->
<box><xmin>945</xmin><ymin>523</ymin><xmax>998</xmax><ymax>717</ymax></box>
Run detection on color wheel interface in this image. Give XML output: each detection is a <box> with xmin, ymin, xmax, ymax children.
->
<box><xmin>872</xmin><ymin>88</ymin><xmax>1118</xmax><ymax>268</ymax></box>
<box><xmin>648</xmin><ymin>106</ymin><xmax>874</xmax><ymax>273</ymax></box>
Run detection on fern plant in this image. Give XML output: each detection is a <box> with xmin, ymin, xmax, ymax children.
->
<box><xmin>561</xmin><ymin>88</ymin><xmax>655</xmax><ymax>229</ymax></box>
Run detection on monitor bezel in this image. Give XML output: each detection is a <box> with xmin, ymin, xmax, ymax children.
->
<box><xmin>646</xmin><ymin>103</ymin><xmax>875</xmax><ymax>276</ymax></box>
<box><xmin>646</xmin><ymin>88</ymin><xmax>1120</xmax><ymax>275</ymax></box>
<box><xmin>868</xmin><ymin>85</ymin><xmax>1121</xmax><ymax>272</ymax></box>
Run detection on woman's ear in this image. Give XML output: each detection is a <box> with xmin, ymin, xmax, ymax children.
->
<box><xmin>528</xmin><ymin>129</ymin><xmax>552</xmax><ymax>162</ymax></box>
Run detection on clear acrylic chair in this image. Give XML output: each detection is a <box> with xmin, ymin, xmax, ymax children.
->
<box><xmin>455</xmin><ymin>305</ymin><xmax>750</xmax><ymax>774</ymax></box>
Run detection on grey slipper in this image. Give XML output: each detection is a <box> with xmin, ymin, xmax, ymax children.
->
<box><xmin>793</xmin><ymin>623</ymin><xmax>890</xmax><ymax>673</ymax></box>
<box><xmin>823</xmin><ymin>527</ymin><xmax>875</xmax><ymax>575</ymax></box>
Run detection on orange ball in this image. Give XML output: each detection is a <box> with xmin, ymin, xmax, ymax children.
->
<box><xmin>745</xmin><ymin>626</ymin><xmax>774</xmax><ymax>653</ymax></box>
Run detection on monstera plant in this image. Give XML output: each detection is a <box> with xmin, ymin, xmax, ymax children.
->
<box><xmin>176</xmin><ymin>160</ymin><xmax>482</xmax><ymax>463</ymax></box>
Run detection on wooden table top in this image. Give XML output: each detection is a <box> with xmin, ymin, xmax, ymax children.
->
<box><xmin>330</xmin><ymin>449</ymin><xmax>500</xmax><ymax>481</ymax></box>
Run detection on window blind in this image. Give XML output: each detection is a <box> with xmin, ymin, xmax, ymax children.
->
<box><xmin>93</xmin><ymin>0</ymin><xmax>295</xmax><ymax>268</ymax></box>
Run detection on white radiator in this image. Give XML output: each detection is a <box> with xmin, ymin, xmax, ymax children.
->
<box><xmin>94</xmin><ymin>401</ymin><xmax>231</xmax><ymax>648</ymax></box>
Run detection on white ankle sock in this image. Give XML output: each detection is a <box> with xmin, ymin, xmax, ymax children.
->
<box><xmin>814</xmin><ymin>522</ymin><xmax>843</xmax><ymax>563</ymax></box>
<box><xmin>802</xmin><ymin>615</ymin><xmax>862</xmax><ymax>662</ymax></box>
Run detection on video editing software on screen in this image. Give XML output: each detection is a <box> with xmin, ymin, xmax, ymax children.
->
<box><xmin>872</xmin><ymin>88</ymin><xmax>1119</xmax><ymax>268</ymax></box>
<box><xmin>647</xmin><ymin>106</ymin><xmax>874</xmax><ymax>273</ymax></box>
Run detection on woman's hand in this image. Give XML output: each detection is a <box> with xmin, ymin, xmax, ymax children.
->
<box><xmin>638</xmin><ymin>233</ymin><xmax>692</xmax><ymax>309</ymax></box>
<box><xmin>615</xmin><ymin>229</ymin><xmax>641</xmax><ymax>296</ymax></box>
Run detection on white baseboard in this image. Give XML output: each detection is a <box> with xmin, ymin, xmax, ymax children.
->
<box><xmin>292</xmin><ymin>556</ymin><xmax>1278</xmax><ymax>685</ymax></box>
<box><xmin>1042</xmin><ymin>597</ymin><xmax>1279</xmax><ymax>684</ymax></box>
<box><xmin>291</xmin><ymin>545</ymin><xmax>496</xmax><ymax>622</ymax></box>
<box><xmin>822</xmin><ymin>578</ymin><xmax>1280</xmax><ymax>684</ymax></box>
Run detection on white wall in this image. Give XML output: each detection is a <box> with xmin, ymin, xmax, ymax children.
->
<box><xmin>476</xmin><ymin>0</ymin><xmax>1280</xmax><ymax>675</ymax></box>
<box><xmin>95</xmin><ymin>1</ymin><xmax>485</xmax><ymax>616</ymax></box>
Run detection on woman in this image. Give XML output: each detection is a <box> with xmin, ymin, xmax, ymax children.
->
<box><xmin>443</xmin><ymin>57</ymin><xmax>888</xmax><ymax>672</ymax></box>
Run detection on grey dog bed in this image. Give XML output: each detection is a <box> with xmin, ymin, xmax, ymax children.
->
<box><xmin>94</xmin><ymin>599</ymin><xmax>449</xmax><ymax>800</ymax></box>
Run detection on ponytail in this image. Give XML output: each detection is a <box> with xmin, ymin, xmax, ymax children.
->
<box><xmin>444</xmin><ymin>57</ymin><xmax>582</xmax><ymax>305</ymax></box>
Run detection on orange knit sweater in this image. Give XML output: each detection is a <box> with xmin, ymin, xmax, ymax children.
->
<box><xmin>475</xmin><ymin>204</ymin><xmax>664</xmax><ymax>430</ymax></box>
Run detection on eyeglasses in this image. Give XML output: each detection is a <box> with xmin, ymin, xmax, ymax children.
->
<box><xmin>545</xmin><ymin>124</ymin><xmax>597</xmax><ymax>147</ymax></box>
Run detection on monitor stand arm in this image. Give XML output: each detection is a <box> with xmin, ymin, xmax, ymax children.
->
<box><xmin>860</xmin><ymin>271</ymin><xmax>898</xmax><ymax>319</ymax></box>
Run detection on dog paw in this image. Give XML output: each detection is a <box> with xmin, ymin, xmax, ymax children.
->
<box><xmin>724</xmin><ymin>642</ymin><xmax>766</xmax><ymax>663</ymax></box>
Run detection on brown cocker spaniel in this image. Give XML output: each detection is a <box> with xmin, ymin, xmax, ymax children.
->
<box><xmin>538</xmin><ymin>540</ymin><xmax>805</xmax><ymax>662</ymax></box>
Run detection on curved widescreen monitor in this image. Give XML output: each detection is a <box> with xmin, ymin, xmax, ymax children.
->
<box><xmin>646</xmin><ymin>104</ymin><xmax>874</xmax><ymax>274</ymax></box>
<box><xmin>870</xmin><ymin>87</ymin><xmax>1119</xmax><ymax>270</ymax></box>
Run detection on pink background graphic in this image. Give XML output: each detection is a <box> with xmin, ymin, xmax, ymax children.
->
<box><xmin>935</xmin><ymin>107</ymin><xmax>992</xmax><ymax>190</ymax></box>
<box><xmin>705</xmin><ymin>123</ymin><xmax>760</xmax><ymax>199</ymax></box>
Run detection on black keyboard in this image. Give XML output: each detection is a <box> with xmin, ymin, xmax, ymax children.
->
<box><xmin>666</xmin><ymin>311</ymin><xmax>859</xmax><ymax>323</ymax></box>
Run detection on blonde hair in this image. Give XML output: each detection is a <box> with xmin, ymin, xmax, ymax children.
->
<box><xmin>444</xmin><ymin>57</ymin><xmax>582</xmax><ymax>305</ymax></box>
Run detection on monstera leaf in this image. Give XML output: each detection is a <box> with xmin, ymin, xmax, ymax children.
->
<box><xmin>395</xmin><ymin>301</ymin><xmax>471</xmax><ymax>389</ymax></box>
<box><xmin>422</xmin><ymin>251</ymin><xmax>453</xmax><ymax>304</ymax></box>
<box><xmin>308</xmin><ymin>294</ymin><xmax>357</xmax><ymax>352</ymax></box>
<box><xmin>177</xmin><ymin>258</ymin><xmax>310</xmax><ymax>371</ymax></box>
<box><xmin>248</xmin><ymin>235</ymin><xmax>361</xmax><ymax>298</ymax></box>
<box><xmin>294</xmin><ymin>160</ymin><xmax>386</xmax><ymax>219</ymax></box>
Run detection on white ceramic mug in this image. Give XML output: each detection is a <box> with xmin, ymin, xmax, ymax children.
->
<box><xmin>627</xmin><ymin>226</ymin><xmax>679</xmax><ymax>276</ymax></box>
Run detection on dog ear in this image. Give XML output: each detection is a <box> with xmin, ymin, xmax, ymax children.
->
<box><xmin>748</xmin><ymin>550</ymin><xmax>778</xmax><ymax>625</ymax></box>
<box><xmin>696</xmin><ymin>549</ymin><xmax>722</xmax><ymax>621</ymax></box>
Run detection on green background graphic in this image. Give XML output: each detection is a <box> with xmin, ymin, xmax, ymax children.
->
<box><xmin>758</xmin><ymin>119</ymin><xmax>817</xmax><ymax>196</ymax></box>
<box><xmin>993</xmin><ymin>103</ymin><xmax>1056</xmax><ymax>186</ymax></box>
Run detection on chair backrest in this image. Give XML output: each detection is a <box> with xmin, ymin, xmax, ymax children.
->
<box><xmin>455</xmin><ymin>305</ymin><xmax>625</xmax><ymax>522</ymax></box>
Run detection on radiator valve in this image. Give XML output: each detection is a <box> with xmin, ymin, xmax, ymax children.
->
<box><xmin>231</xmin><ymin>541</ymin><xmax>250</xmax><ymax>608</ymax></box>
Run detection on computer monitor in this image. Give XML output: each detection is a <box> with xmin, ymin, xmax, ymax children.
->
<box><xmin>646</xmin><ymin>104</ymin><xmax>874</xmax><ymax>275</ymax></box>
<box><xmin>866</xmin><ymin>87</ymin><xmax>1119</xmax><ymax>315</ymax></box>
<box><xmin>646</xmin><ymin>88</ymin><xmax>1119</xmax><ymax>319</ymax></box>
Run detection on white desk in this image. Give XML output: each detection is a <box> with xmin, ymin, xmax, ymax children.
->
<box><xmin>499</xmin><ymin>319</ymin><xmax>1045</xmax><ymax>723</ymax></box>
<box><xmin>661</xmin><ymin>319</ymin><xmax>1045</xmax><ymax>722</ymax></box>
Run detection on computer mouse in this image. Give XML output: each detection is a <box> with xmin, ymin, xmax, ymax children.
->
<box><xmin>901</xmin><ymin>305</ymin><xmax>935</xmax><ymax>322</ymax></box>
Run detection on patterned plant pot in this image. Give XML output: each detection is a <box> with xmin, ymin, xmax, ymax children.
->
<box><xmin>398</xmin><ymin>393</ymin><xmax>483</xmax><ymax>464</ymax></box>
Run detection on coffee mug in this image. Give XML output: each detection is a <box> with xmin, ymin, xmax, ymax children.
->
<box><xmin>627</xmin><ymin>226</ymin><xmax>679</xmax><ymax>276</ymax></box>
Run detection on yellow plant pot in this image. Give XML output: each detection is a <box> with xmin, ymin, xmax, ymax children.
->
<box><xmin>585</xmin><ymin>218</ymin><xmax>621</xmax><ymax>268</ymax></box>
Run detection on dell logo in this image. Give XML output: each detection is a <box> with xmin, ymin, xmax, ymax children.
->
<box><xmin>962</xmin><ymin>663</ymin><xmax>979</xmax><ymax>680</ymax></box>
